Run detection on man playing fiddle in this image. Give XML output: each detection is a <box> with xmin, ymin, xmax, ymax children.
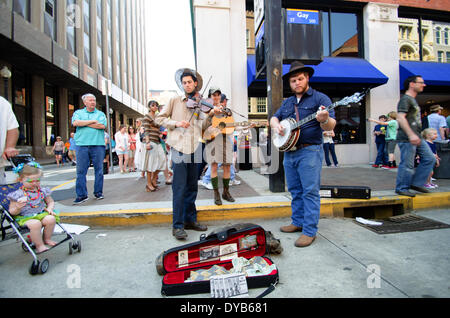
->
<box><xmin>155</xmin><ymin>68</ymin><xmax>222</xmax><ymax>240</ymax></box>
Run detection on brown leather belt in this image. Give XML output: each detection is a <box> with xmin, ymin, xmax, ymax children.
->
<box><xmin>290</xmin><ymin>143</ymin><xmax>314</xmax><ymax>152</ymax></box>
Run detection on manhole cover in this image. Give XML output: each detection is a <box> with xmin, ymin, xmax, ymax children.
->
<box><xmin>354</xmin><ymin>214</ymin><xmax>450</xmax><ymax>235</ymax></box>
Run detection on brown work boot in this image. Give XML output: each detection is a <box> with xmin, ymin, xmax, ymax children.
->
<box><xmin>294</xmin><ymin>235</ymin><xmax>316</xmax><ymax>248</ymax></box>
<box><xmin>280</xmin><ymin>224</ymin><xmax>302</xmax><ymax>233</ymax></box>
<box><xmin>222</xmin><ymin>187</ymin><xmax>235</xmax><ymax>202</ymax></box>
<box><xmin>214</xmin><ymin>189</ymin><xmax>222</xmax><ymax>206</ymax></box>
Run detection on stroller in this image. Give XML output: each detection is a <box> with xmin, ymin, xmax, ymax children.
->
<box><xmin>0</xmin><ymin>159</ymin><xmax>82</xmax><ymax>275</ymax></box>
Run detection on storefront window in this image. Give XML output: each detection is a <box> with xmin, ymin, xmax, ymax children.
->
<box><xmin>12</xmin><ymin>70</ymin><xmax>31</xmax><ymax>146</ymax></box>
<box><xmin>322</xmin><ymin>11</ymin><xmax>360</xmax><ymax>57</ymax></box>
<box><xmin>332</xmin><ymin>97</ymin><xmax>366</xmax><ymax>145</ymax></box>
<box><xmin>45</xmin><ymin>83</ymin><xmax>57</xmax><ymax>146</ymax></box>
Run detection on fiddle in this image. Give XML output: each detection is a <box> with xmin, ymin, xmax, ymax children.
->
<box><xmin>185</xmin><ymin>94</ymin><xmax>232</xmax><ymax>117</ymax></box>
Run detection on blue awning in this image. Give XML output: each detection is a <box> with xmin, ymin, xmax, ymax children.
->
<box><xmin>400</xmin><ymin>60</ymin><xmax>450</xmax><ymax>89</ymax></box>
<box><xmin>247</xmin><ymin>55</ymin><xmax>389</xmax><ymax>87</ymax></box>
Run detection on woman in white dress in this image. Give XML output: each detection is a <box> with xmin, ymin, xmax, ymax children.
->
<box><xmin>134</xmin><ymin>118</ymin><xmax>146</xmax><ymax>178</ymax></box>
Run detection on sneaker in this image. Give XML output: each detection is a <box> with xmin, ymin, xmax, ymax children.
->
<box><xmin>95</xmin><ymin>194</ymin><xmax>104</xmax><ymax>200</ymax></box>
<box><xmin>200</xmin><ymin>181</ymin><xmax>213</xmax><ymax>190</ymax></box>
<box><xmin>230</xmin><ymin>179</ymin><xmax>241</xmax><ymax>186</ymax></box>
<box><xmin>372</xmin><ymin>164</ymin><xmax>380</xmax><ymax>168</ymax></box>
<box><xmin>73</xmin><ymin>197</ymin><xmax>89</xmax><ymax>205</ymax></box>
<box><xmin>424</xmin><ymin>183</ymin><xmax>434</xmax><ymax>189</ymax></box>
<box><xmin>430</xmin><ymin>183</ymin><xmax>438</xmax><ymax>189</ymax></box>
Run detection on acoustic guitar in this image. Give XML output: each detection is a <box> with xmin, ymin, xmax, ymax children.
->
<box><xmin>273</xmin><ymin>90</ymin><xmax>368</xmax><ymax>152</ymax></box>
<box><xmin>209</xmin><ymin>117</ymin><xmax>267</xmax><ymax>140</ymax></box>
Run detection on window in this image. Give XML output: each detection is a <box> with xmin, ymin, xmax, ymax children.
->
<box><xmin>115</xmin><ymin>0</ymin><xmax>121</xmax><ymax>87</ymax></box>
<box><xmin>256</xmin><ymin>98</ymin><xmax>267</xmax><ymax>113</ymax></box>
<box><xmin>333</xmin><ymin>97</ymin><xmax>366</xmax><ymax>144</ymax></box>
<box><xmin>45</xmin><ymin>83</ymin><xmax>57</xmax><ymax>146</ymax></box>
<box><xmin>12</xmin><ymin>70</ymin><xmax>31</xmax><ymax>146</ymax></box>
<box><xmin>438</xmin><ymin>51</ymin><xmax>444</xmax><ymax>62</ymax></box>
<box><xmin>444</xmin><ymin>28</ymin><xmax>449</xmax><ymax>45</ymax></box>
<box><xmin>322</xmin><ymin>11</ymin><xmax>360</xmax><ymax>57</ymax></box>
<box><xmin>83</xmin><ymin>0</ymin><xmax>91</xmax><ymax>66</ymax></box>
<box><xmin>44</xmin><ymin>0</ymin><xmax>57</xmax><ymax>41</ymax></box>
<box><xmin>446</xmin><ymin>52</ymin><xmax>450</xmax><ymax>63</ymax></box>
<box><xmin>13</xmin><ymin>0</ymin><xmax>30</xmax><ymax>21</ymax></box>
<box><xmin>66</xmin><ymin>0</ymin><xmax>77</xmax><ymax>55</ymax></box>
<box><xmin>436</xmin><ymin>27</ymin><xmax>441</xmax><ymax>44</ymax></box>
<box><xmin>96</xmin><ymin>0</ymin><xmax>103</xmax><ymax>74</ymax></box>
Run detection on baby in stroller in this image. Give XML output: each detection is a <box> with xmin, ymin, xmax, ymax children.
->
<box><xmin>7</xmin><ymin>162</ymin><xmax>60</xmax><ymax>254</ymax></box>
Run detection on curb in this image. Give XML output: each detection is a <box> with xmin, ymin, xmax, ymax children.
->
<box><xmin>59</xmin><ymin>192</ymin><xmax>450</xmax><ymax>228</ymax></box>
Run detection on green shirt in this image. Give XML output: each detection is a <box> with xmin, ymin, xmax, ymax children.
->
<box><xmin>396</xmin><ymin>94</ymin><xmax>422</xmax><ymax>142</ymax></box>
<box><xmin>386</xmin><ymin>120</ymin><xmax>398</xmax><ymax>141</ymax></box>
<box><xmin>72</xmin><ymin>107</ymin><xmax>107</xmax><ymax>146</ymax></box>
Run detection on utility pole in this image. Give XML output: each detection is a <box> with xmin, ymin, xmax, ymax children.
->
<box><xmin>265</xmin><ymin>0</ymin><xmax>285</xmax><ymax>192</ymax></box>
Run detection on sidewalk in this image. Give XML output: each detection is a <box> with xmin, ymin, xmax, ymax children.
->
<box><xmin>45</xmin><ymin>164</ymin><xmax>450</xmax><ymax>227</ymax></box>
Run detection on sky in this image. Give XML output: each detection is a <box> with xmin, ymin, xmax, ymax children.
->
<box><xmin>145</xmin><ymin>0</ymin><xmax>196</xmax><ymax>92</ymax></box>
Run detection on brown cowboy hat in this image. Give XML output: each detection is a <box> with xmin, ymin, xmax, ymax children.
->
<box><xmin>175</xmin><ymin>68</ymin><xmax>203</xmax><ymax>92</ymax></box>
<box><xmin>283</xmin><ymin>61</ymin><xmax>315</xmax><ymax>80</ymax></box>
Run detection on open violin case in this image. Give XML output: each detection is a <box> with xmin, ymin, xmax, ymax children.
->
<box><xmin>159</xmin><ymin>223</ymin><xmax>279</xmax><ymax>297</ymax></box>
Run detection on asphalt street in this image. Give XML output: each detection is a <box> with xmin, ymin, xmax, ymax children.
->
<box><xmin>1</xmin><ymin>209</ymin><xmax>449</xmax><ymax>299</ymax></box>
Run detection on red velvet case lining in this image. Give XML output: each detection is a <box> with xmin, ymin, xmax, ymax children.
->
<box><xmin>163</xmin><ymin>228</ymin><xmax>277</xmax><ymax>285</ymax></box>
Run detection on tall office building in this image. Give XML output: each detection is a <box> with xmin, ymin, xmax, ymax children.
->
<box><xmin>0</xmin><ymin>0</ymin><xmax>148</xmax><ymax>159</ymax></box>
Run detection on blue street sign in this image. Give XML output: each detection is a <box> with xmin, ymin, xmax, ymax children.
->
<box><xmin>286</xmin><ymin>9</ymin><xmax>319</xmax><ymax>25</ymax></box>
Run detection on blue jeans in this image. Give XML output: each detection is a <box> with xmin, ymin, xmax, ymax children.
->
<box><xmin>171</xmin><ymin>150</ymin><xmax>200</xmax><ymax>229</ymax></box>
<box><xmin>76</xmin><ymin>146</ymin><xmax>105</xmax><ymax>198</ymax></box>
<box><xmin>323</xmin><ymin>143</ymin><xmax>338</xmax><ymax>166</ymax></box>
<box><xmin>202</xmin><ymin>164</ymin><xmax>236</xmax><ymax>183</ymax></box>
<box><xmin>396</xmin><ymin>140</ymin><xmax>436</xmax><ymax>192</ymax></box>
<box><xmin>284</xmin><ymin>145</ymin><xmax>324</xmax><ymax>237</ymax></box>
<box><xmin>375</xmin><ymin>141</ymin><xmax>388</xmax><ymax>165</ymax></box>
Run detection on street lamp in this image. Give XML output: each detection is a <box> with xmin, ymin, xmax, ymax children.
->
<box><xmin>1</xmin><ymin>66</ymin><xmax>12</xmax><ymax>101</ymax></box>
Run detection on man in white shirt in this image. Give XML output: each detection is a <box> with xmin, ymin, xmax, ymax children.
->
<box><xmin>0</xmin><ymin>96</ymin><xmax>20</xmax><ymax>184</ymax></box>
<box><xmin>427</xmin><ymin>104</ymin><xmax>448</xmax><ymax>141</ymax></box>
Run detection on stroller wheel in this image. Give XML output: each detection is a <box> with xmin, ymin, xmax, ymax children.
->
<box><xmin>29</xmin><ymin>260</ymin><xmax>39</xmax><ymax>275</ymax></box>
<box><xmin>69</xmin><ymin>240</ymin><xmax>82</xmax><ymax>254</ymax></box>
<box><xmin>39</xmin><ymin>259</ymin><xmax>49</xmax><ymax>274</ymax></box>
<box><xmin>75</xmin><ymin>240</ymin><xmax>81</xmax><ymax>253</ymax></box>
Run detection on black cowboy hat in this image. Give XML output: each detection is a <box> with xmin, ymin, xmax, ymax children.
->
<box><xmin>282</xmin><ymin>61</ymin><xmax>315</xmax><ymax>81</ymax></box>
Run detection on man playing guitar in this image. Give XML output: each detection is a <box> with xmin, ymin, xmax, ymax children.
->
<box><xmin>270</xmin><ymin>61</ymin><xmax>336</xmax><ymax>248</ymax></box>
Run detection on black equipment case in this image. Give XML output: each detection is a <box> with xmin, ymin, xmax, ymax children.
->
<box><xmin>160</xmin><ymin>224</ymin><xmax>279</xmax><ymax>297</ymax></box>
<box><xmin>320</xmin><ymin>185</ymin><xmax>371</xmax><ymax>199</ymax></box>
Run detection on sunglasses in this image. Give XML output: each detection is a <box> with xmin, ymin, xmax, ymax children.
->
<box><xmin>25</xmin><ymin>178</ymin><xmax>41</xmax><ymax>183</ymax></box>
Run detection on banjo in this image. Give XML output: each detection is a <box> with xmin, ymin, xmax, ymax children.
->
<box><xmin>273</xmin><ymin>90</ymin><xmax>368</xmax><ymax>152</ymax></box>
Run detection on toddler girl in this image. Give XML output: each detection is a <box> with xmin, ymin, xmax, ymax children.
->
<box><xmin>8</xmin><ymin>162</ymin><xmax>59</xmax><ymax>254</ymax></box>
<box><xmin>421</xmin><ymin>128</ymin><xmax>440</xmax><ymax>189</ymax></box>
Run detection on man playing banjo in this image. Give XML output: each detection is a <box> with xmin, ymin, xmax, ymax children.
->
<box><xmin>270</xmin><ymin>61</ymin><xmax>336</xmax><ymax>248</ymax></box>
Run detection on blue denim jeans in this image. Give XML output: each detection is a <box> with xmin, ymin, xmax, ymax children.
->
<box><xmin>76</xmin><ymin>146</ymin><xmax>105</xmax><ymax>198</ymax></box>
<box><xmin>323</xmin><ymin>143</ymin><xmax>338</xmax><ymax>166</ymax></box>
<box><xmin>396</xmin><ymin>140</ymin><xmax>436</xmax><ymax>192</ymax></box>
<box><xmin>171</xmin><ymin>150</ymin><xmax>200</xmax><ymax>229</ymax></box>
<box><xmin>375</xmin><ymin>141</ymin><xmax>388</xmax><ymax>165</ymax></box>
<box><xmin>284</xmin><ymin>145</ymin><xmax>324</xmax><ymax>237</ymax></box>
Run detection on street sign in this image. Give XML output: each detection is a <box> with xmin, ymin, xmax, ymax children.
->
<box><xmin>286</xmin><ymin>9</ymin><xmax>319</xmax><ymax>25</ymax></box>
<box><xmin>254</xmin><ymin>0</ymin><xmax>264</xmax><ymax>32</ymax></box>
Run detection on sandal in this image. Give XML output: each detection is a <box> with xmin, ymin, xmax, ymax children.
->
<box><xmin>146</xmin><ymin>185</ymin><xmax>156</xmax><ymax>192</ymax></box>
